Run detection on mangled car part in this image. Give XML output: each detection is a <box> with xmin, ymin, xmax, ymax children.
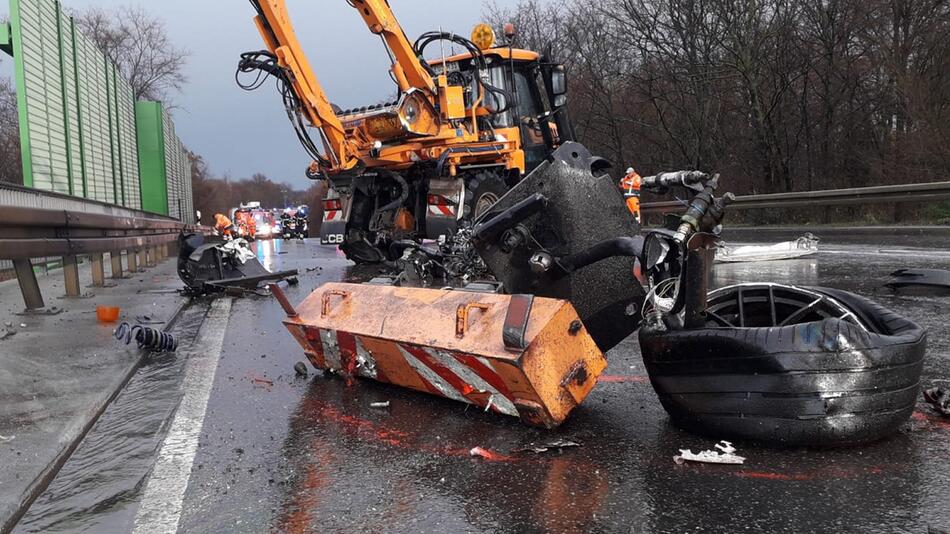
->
<box><xmin>640</xmin><ymin>282</ymin><xmax>927</xmax><ymax>446</ymax></box>
<box><xmin>276</xmin><ymin>282</ymin><xmax>606</xmax><ymax>428</ymax></box>
<box><xmin>472</xmin><ymin>142</ymin><xmax>647</xmax><ymax>352</ymax></box>
<box><xmin>716</xmin><ymin>233</ymin><xmax>819</xmax><ymax>263</ymax></box>
<box><xmin>177</xmin><ymin>233</ymin><xmax>298</xmax><ymax>295</ymax></box>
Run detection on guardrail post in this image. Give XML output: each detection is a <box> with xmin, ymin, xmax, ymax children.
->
<box><xmin>13</xmin><ymin>258</ymin><xmax>45</xmax><ymax>311</ymax></box>
<box><xmin>128</xmin><ymin>249</ymin><xmax>138</xmax><ymax>273</ymax></box>
<box><xmin>110</xmin><ymin>251</ymin><xmax>123</xmax><ymax>279</ymax></box>
<box><xmin>90</xmin><ymin>253</ymin><xmax>106</xmax><ymax>287</ymax></box>
<box><xmin>63</xmin><ymin>255</ymin><xmax>80</xmax><ymax>297</ymax></box>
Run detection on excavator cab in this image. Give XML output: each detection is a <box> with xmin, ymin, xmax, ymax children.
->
<box><xmin>432</xmin><ymin>49</ymin><xmax>575</xmax><ymax>174</ymax></box>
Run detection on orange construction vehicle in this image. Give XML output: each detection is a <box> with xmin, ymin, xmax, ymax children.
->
<box><xmin>239</xmin><ymin>1</ymin><xmax>576</xmax><ymax>263</ymax></box>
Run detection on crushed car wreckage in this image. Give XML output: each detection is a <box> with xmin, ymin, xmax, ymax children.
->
<box><xmin>278</xmin><ymin>142</ymin><xmax>928</xmax><ymax>446</ymax></box>
<box><xmin>178</xmin><ymin>232</ymin><xmax>298</xmax><ymax>295</ymax></box>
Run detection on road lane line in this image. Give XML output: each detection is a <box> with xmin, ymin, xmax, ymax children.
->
<box><xmin>132</xmin><ymin>298</ymin><xmax>232</xmax><ymax>534</ymax></box>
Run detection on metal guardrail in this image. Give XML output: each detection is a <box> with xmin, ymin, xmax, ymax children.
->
<box><xmin>0</xmin><ymin>184</ymin><xmax>206</xmax><ymax>312</ymax></box>
<box><xmin>641</xmin><ymin>181</ymin><xmax>950</xmax><ymax>213</ymax></box>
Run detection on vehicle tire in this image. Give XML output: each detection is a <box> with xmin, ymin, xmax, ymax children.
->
<box><xmin>639</xmin><ymin>284</ymin><xmax>927</xmax><ymax>447</ymax></box>
<box><xmin>464</xmin><ymin>171</ymin><xmax>509</xmax><ymax>220</ymax></box>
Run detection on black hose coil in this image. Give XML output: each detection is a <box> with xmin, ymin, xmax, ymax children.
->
<box><xmin>114</xmin><ymin>322</ymin><xmax>178</xmax><ymax>353</ymax></box>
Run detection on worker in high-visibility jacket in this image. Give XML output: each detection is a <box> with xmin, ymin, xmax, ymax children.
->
<box><xmin>214</xmin><ymin>213</ymin><xmax>234</xmax><ymax>238</ymax></box>
<box><xmin>619</xmin><ymin>167</ymin><xmax>642</xmax><ymax>223</ymax></box>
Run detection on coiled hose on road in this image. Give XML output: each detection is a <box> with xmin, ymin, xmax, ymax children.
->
<box><xmin>114</xmin><ymin>323</ymin><xmax>178</xmax><ymax>353</ymax></box>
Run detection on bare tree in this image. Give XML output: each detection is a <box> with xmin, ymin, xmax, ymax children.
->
<box><xmin>73</xmin><ymin>6</ymin><xmax>189</xmax><ymax>103</ymax></box>
<box><xmin>0</xmin><ymin>56</ymin><xmax>22</xmax><ymax>184</ymax></box>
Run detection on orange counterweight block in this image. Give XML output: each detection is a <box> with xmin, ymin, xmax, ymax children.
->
<box><xmin>278</xmin><ymin>283</ymin><xmax>608</xmax><ymax>428</ymax></box>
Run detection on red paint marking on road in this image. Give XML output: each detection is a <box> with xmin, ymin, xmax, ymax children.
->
<box><xmin>912</xmin><ymin>410</ymin><xmax>950</xmax><ymax>429</ymax></box>
<box><xmin>599</xmin><ymin>375</ymin><xmax>649</xmax><ymax>384</ymax></box>
<box><xmin>735</xmin><ymin>471</ymin><xmax>812</xmax><ymax>481</ymax></box>
<box><xmin>302</xmin><ymin>395</ymin><xmax>521</xmax><ymax>462</ymax></box>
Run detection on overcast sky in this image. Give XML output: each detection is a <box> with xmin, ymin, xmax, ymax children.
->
<box><xmin>0</xmin><ymin>0</ymin><xmax>524</xmax><ymax>189</ymax></box>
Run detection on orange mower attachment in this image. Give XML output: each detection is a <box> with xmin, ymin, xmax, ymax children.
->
<box><xmin>276</xmin><ymin>282</ymin><xmax>607</xmax><ymax>428</ymax></box>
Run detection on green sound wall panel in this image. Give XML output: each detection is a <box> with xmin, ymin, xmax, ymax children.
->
<box><xmin>9</xmin><ymin>0</ymin><xmax>139</xmax><ymax>207</ymax></box>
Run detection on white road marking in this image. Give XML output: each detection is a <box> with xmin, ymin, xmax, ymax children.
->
<box><xmin>132</xmin><ymin>298</ymin><xmax>232</xmax><ymax>534</ymax></box>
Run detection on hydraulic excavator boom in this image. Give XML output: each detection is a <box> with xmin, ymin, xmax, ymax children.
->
<box><xmin>248</xmin><ymin>0</ymin><xmax>439</xmax><ymax>173</ymax></box>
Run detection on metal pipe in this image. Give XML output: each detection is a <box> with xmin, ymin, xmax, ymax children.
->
<box><xmin>684</xmin><ymin>235</ymin><xmax>718</xmax><ymax>329</ymax></box>
<box><xmin>13</xmin><ymin>258</ymin><xmax>45</xmax><ymax>310</ymax></box>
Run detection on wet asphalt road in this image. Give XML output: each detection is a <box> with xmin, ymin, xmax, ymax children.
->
<box><xmin>16</xmin><ymin>238</ymin><xmax>950</xmax><ymax>533</ymax></box>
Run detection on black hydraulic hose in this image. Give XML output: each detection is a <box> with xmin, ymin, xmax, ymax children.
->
<box><xmin>375</xmin><ymin>170</ymin><xmax>410</xmax><ymax>213</ymax></box>
<box><xmin>558</xmin><ymin>236</ymin><xmax>644</xmax><ymax>273</ymax></box>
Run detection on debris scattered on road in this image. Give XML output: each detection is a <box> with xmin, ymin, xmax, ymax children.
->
<box><xmin>113</xmin><ymin>323</ymin><xmax>178</xmax><ymax>353</ymax></box>
<box><xmin>3</xmin><ymin>321</ymin><xmax>12</xmax><ymax>328</ymax></box>
<box><xmin>674</xmin><ymin>441</ymin><xmax>746</xmax><ymax>465</ymax></box>
<box><xmin>716</xmin><ymin>234</ymin><xmax>819</xmax><ymax>263</ymax></box>
<box><xmin>0</xmin><ymin>434</ymin><xmax>14</xmax><ymax>442</ymax></box>
<box><xmin>20</xmin><ymin>323</ymin><xmax>27</xmax><ymax>328</ymax></box>
<box><xmin>293</xmin><ymin>362</ymin><xmax>309</xmax><ymax>377</ymax></box>
<box><xmin>924</xmin><ymin>388</ymin><xmax>950</xmax><ymax>417</ymax></box>
<box><xmin>370</xmin><ymin>401</ymin><xmax>391</xmax><ymax>409</ymax></box>
<box><xmin>251</xmin><ymin>377</ymin><xmax>274</xmax><ymax>388</ymax></box>
<box><xmin>518</xmin><ymin>439</ymin><xmax>582</xmax><ymax>454</ymax></box>
<box><xmin>0</xmin><ymin>327</ymin><xmax>15</xmax><ymax>340</ymax></box>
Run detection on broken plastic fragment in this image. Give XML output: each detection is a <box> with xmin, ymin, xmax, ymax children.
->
<box><xmin>674</xmin><ymin>441</ymin><xmax>746</xmax><ymax>465</ymax></box>
<box><xmin>0</xmin><ymin>435</ymin><xmax>14</xmax><ymax>442</ymax></box>
<box><xmin>370</xmin><ymin>401</ymin><xmax>391</xmax><ymax>409</ymax></box>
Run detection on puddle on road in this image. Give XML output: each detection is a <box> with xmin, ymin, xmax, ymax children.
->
<box><xmin>13</xmin><ymin>302</ymin><xmax>212</xmax><ymax>534</ymax></box>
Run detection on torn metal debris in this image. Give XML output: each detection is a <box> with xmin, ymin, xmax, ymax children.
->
<box><xmin>674</xmin><ymin>441</ymin><xmax>746</xmax><ymax>465</ymax></box>
<box><xmin>517</xmin><ymin>439</ymin><xmax>582</xmax><ymax>454</ymax></box>
<box><xmin>716</xmin><ymin>233</ymin><xmax>819</xmax><ymax>263</ymax></box>
<box><xmin>177</xmin><ymin>232</ymin><xmax>298</xmax><ymax>295</ymax></box>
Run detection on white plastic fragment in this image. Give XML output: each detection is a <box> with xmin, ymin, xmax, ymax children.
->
<box><xmin>674</xmin><ymin>440</ymin><xmax>746</xmax><ymax>465</ymax></box>
<box><xmin>0</xmin><ymin>434</ymin><xmax>14</xmax><ymax>442</ymax></box>
<box><xmin>370</xmin><ymin>401</ymin><xmax>391</xmax><ymax>408</ymax></box>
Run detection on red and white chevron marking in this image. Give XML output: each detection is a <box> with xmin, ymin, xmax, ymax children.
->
<box><xmin>427</xmin><ymin>204</ymin><xmax>455</xmax><ymax>217</ymax></box>
<box><xmin>323</xmin><ymin>209</ymin><xmax>343</xmax><ymax>222</ymax></box>
<box><xmin>313</xmin><ymin>328</ymin><xmax>519</xmax><ymax>418</ymax></box>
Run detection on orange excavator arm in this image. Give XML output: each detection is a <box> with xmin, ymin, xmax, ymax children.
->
<box><xmin>249</xmin><ymin>0</ymin><xmax>437</xmax><ymax>173</ymax></box>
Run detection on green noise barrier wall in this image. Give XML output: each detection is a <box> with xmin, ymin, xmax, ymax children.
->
<box><xmin>5</xmin><ymin>0</ymin><xmax>192</xmax><ymax>221</ymax></box>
